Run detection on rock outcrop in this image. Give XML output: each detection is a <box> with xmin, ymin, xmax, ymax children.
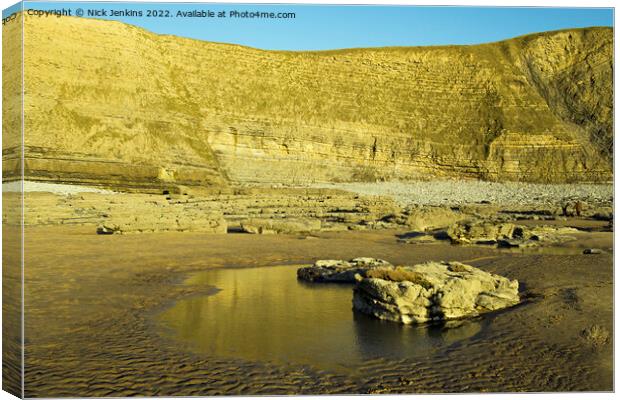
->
<box><xmin>447</xmin><ymin>222</ymin><xmax>521</xmax><ymax>245</ymax></box>
<box><xmin>13</xmin><ymin>188</ymin><xmax>400</xmax><ymax>234</ymax></box>
<box><xmin>403</xmin><ymin>206</ymin><xmax>466</xmax><ymax>231</ymax></box>
<box><xmin>353</xmin><ymin>262</ymin><xmax>520</xmax><ymax>324</ymax></box>
<box><xmin>446</xmin><ymin>221</ymin><xmax>579</xmax><ymax>246</ymax></box>
<box><xmin>297</xmin><ymin>258</ymin><xmax>394</xmax><ymax>283</ymax></box>
<box><xmin>8</xmin><ymin>186</ymin><xmax>610</xmax><ymax>237</ymax></box>
<box><xmin>3</xmin><ymin>14</ymin><xmax>612</xmax><ymax>189</ymax></box>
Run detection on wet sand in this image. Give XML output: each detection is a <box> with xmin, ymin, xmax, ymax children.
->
<box><xmin>20</xmin><ymin>224</ymin><xmax>612</xmax><ymax>396</ymax></box>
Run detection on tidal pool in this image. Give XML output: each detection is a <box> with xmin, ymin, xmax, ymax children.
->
<box><xmin>157</xmin><ymin>264</ymin><xmax>484</xmax><ymax>372</ymax></box>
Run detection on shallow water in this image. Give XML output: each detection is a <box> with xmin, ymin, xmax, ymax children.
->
<box><xmin>157</xmin><ymin>264</ymin><xmax>485</xmax><ymax>372</ymax></box>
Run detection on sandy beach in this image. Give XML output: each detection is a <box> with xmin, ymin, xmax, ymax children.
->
<box><xmin>19</xmin><ymin>221</ymin><xmax>612</xmax><ymax>396</ymax></box>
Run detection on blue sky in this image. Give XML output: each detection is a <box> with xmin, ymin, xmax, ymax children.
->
<box><xmin>3</xmin><ymin>2</ymin><xmax>614</xmax><ymax>50</ymax></box>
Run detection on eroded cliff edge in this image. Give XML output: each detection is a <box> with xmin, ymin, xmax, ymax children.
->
<box><xmin>5</xmin><ymin>15</ymin><xmax>613</xmax><ymax>189</ymax></box>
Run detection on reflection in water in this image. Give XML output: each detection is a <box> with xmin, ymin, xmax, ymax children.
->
<box><xmin>157</xmin><ymin>265</ymin><xmax>482</xmax><ymax>371</ymax></box>
<box><xmin>497</xmin><ymin>246</ymin><xmax>593</xmax><ymax>255</ymax></box>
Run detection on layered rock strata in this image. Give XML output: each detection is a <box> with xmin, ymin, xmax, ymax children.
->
<box><xmin>9</xmin><ymin>188</ymin><xmax>400</xmax><ymax>234</ymax></box>
<box><xmin>3</xmin><ymin>15</ymin><xmax>613</xmax><ymax>187</ymax></box>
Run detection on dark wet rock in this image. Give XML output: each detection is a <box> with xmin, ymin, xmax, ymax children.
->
<box><xmin>297</xmin><ymin>257</ymin><xmax>393</xmax><ymax>283</ymax></box>
<box><xmin>352</xmin><ymin>261</ymin><xmax>519</xmax><ymax>324</ymax></box>
<box><xmin>590</xmin><ymin>211</ymin><xmax>613</xmax><ymax>221</ymax></box>
<box><xmin>583</xmin><ymin>248</ymin><xmax>604</xmax><ymax>255</ymax></box>
<box><xmin>432</xmin><ymin>230</ymin><xmax>451</xmax><ymax>240</ymax></box>
<box><xmin>96</xmin><ymin>224</ymin><xmax>120</xmax><ymax>235</ymax></box>
<box><xmin>497</xmin><ymin>239</ymin><xmax>538</xmax><ymax>248</ymax></box>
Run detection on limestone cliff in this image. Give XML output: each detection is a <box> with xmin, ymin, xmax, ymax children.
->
<box><xmin>3</xmin><ymin>14</ymin><xmax>613</xmax><ymax>188</ymax></box>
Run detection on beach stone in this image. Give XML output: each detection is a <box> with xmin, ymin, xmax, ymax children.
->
<box><xmin>96</xmin><ymin>224</ymin><xmax>120</xmax><ymax>235</ymax></box>
<box><xmin>297</xmin><ymin>258</ymin><xmax>394</xmax><ymax>283</ymax></box>
<box><xmin>352</xmin><ymin>261</ymin><xmax>519</xmax><ymax>324</ymax></box>
<box><xmin>583</xmin><ymin>248</ymin><xmax>604</xmax><ymax>255</ymax></box>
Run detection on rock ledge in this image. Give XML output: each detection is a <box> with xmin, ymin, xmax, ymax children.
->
<box><xmin>297</xmin><ymin>258</ymin><xmax>393</xmax><ymax>283</ymax></box>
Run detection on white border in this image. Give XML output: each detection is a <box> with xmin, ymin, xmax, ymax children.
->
<box><xmin>0</xmin><ymin>1</ymin><xmax>616</xmax><ymax>400</ymax></box>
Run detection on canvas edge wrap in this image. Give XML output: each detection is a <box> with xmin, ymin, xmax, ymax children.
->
<box><xmin>2</xmin><ymin>2</ymin><xmax>25</xmax><ymax>398</ymax></box>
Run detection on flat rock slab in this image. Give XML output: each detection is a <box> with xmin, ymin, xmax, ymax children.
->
<box><xmin>446</xmin><ymin>221</ymin><xmax>579</xmax><ymax>247</ymax></box>
<box><xmin>297</xmin><ymin>258</ymin><xmax>393</xmax><ymax>283</ymax></box>
<box><xmin>353</xmin><ymin>261</ymin><xmax>519</xmax><ymax>324</ymax></box>
<box><xmin>447</xmin><ymin>222</ymin><xmax>520</xmax><ymax>245</ymax></box>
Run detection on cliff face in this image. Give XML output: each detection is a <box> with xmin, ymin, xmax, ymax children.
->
<box><xmin>5</xmin><ymin>15</ymin><xmax>613</xmax><ymax>188</ymax></box>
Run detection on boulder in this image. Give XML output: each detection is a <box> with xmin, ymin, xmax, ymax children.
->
<box><xmin>583</xmin><ymin>248</ymin><xmax>604</xmax><ymax>255</ymax></box>
<box><xmin>353</xmin><ymin>261</ymin><xmax>519</xmax><ymax>324</ymax></box>
<box><xmin>297</xmin><ymin>258</ymin><xmax>393</xmax><ymax>283</ymax></box>
<box><xmin>404</xmin><ymin>206</ymin><xmax>465</xmax><ymax>231</ymax></box>
<box><xmin>96</xmin><ymin>224</ymin><xmax>120</xmax><ymax>235</ymax></box>
<box><xmin>526</xmin><ymin>226</ymin><xmax>579</xmax><ymax>244</ymax></box>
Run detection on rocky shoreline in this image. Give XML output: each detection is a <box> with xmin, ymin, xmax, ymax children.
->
<box><xmin>6</xmin><ymin>181</ymin><xmax>613</xmax><ymax>238</ymax></box>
